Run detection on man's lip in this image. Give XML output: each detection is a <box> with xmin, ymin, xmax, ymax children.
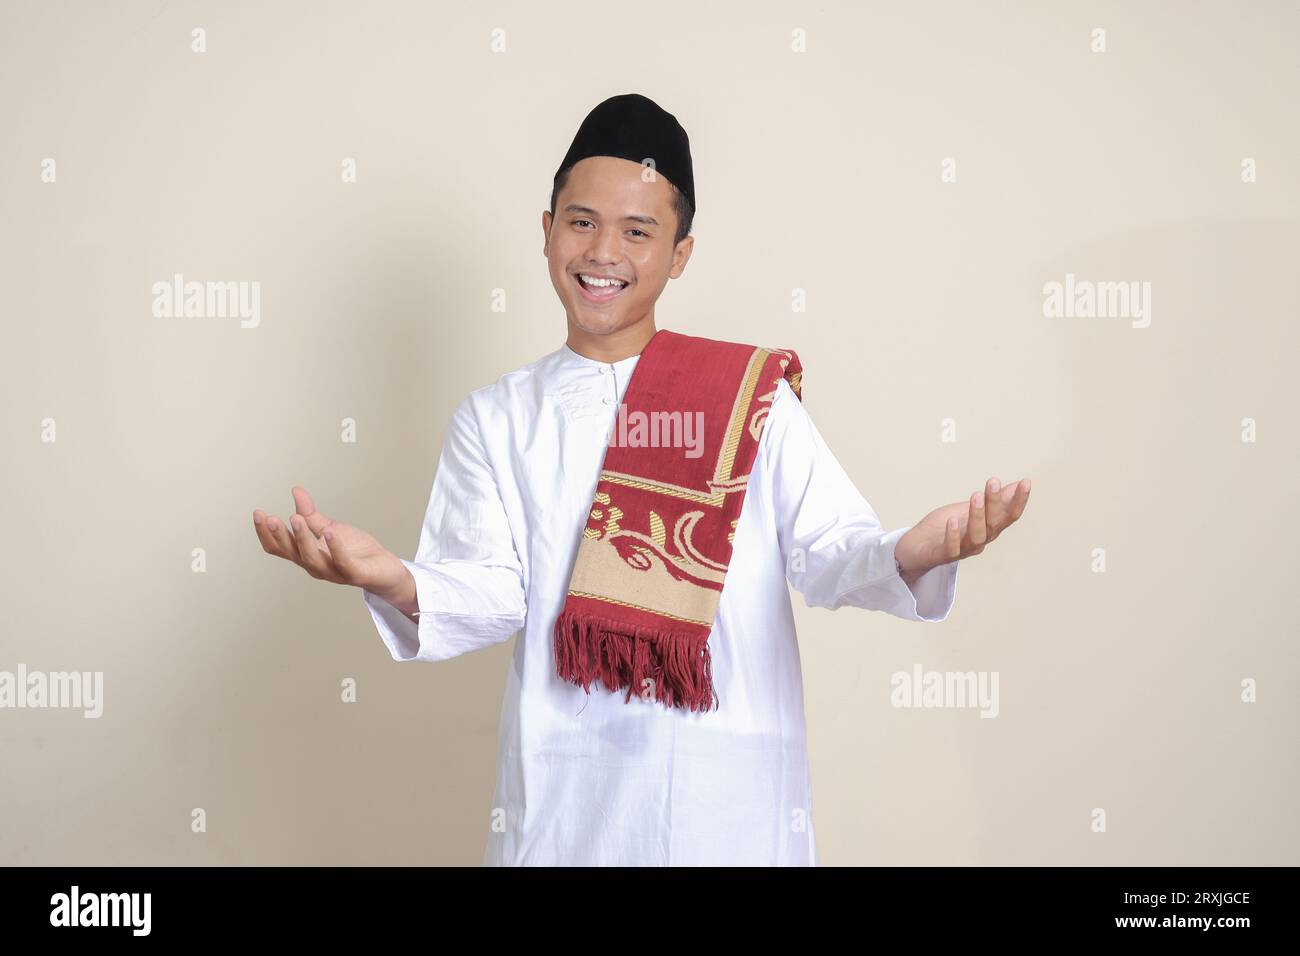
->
<box><xmin>572</xmin><ymin>272</ymin><xmax>632</xmax><ymax>302</ymax></box>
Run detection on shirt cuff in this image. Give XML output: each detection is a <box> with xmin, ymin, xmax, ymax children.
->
<box><xmin>361</xmin><ymin>560</ymin><xmax>452</xmax><ymax>662</ymax></box>
<box><xmin>362</xmin><ymin>559</ymin><xmax>526</xmax><ymax>663</ymax></box>
<box><xmin>880</xmin><ymin>526</ymin><xmax>959</xmax><ymax>622</ymax></box>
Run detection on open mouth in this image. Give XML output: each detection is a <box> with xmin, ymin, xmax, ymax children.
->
<box><xmin>573</xmin><ymin>272</ymin><xmax>631</xmax><ymax>303</ymax></box>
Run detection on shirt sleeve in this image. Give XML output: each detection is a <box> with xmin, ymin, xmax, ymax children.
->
<box><xmin>762</xmin><ymin>377</ymin><xmax>958</xmax><ymax>622</ymax></box>
<box><xmin>361</xmin><ymin>394</ymin><xmax>528</xmax><ymax>661</ymax></box>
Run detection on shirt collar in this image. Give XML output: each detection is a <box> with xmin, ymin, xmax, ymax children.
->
<box><xmin>545</xmin><ymin>342</ymin><xmax>642</xmax><ymax>421</ymax></box>
<box><xmin>559</xmin><ymin>342</ymin><xmax>642</xmax><ymax>370</ymax></box>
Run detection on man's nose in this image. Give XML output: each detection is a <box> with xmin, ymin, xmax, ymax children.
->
<box><xmin>583</xmin><ymin>230</ymin><xmax>621</xmax><ymax>263</ymax></box>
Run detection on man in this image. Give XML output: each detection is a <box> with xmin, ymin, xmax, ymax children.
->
<box><xmin>252</xmin><ymin>93</ymin><xmax>1031</xmax><ymax>865</ymax></box>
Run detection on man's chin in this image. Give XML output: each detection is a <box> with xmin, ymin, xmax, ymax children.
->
<box><xmin>568</xmin><ymin>310</ymin><xmax>637</xmax><ymax>337</ymax></box>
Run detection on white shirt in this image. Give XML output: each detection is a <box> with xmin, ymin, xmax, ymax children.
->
<box><xmin>362</xmin><ymin>341</ymin><xmax>959</xmax><ymax>866</ymax></box>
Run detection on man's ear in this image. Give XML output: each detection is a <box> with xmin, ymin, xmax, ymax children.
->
<box><xmin>542</xmin><ymin>210</ymin><xmax>553</xmax><ymax>255</ymax></box>
<box><xmin>669</xmin><ymin>235</ymin><xmax>694</xmax><ymax>279</ymax></box>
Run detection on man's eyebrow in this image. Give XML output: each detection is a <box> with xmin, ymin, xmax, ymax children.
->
<box><xmin>563</xmin><ymin>204</ymin><xmax>660</xmax><ymax>227</ymax></box>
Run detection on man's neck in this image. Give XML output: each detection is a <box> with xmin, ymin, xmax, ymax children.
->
<box><xmin>566</xmin><ymin>318</ymin><xmax>658</xmax><ymax>364</ymax></box>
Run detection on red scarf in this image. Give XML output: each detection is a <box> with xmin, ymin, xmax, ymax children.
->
<box><xmin>553</xmin><ymin>329</ymin><xmax>803</xmax><ymax>712</ymax></box>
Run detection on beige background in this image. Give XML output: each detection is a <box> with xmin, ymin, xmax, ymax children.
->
<box><xmin>2</xmin><ymin>0</ymin><xmax>1296</xmax><ymax>865</ymax></box>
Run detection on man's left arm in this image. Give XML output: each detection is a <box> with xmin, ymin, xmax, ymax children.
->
<box><xmin>762</xmin><ymin>378</ymin><xmax>1030</xmax><ymax>623</ymax></box>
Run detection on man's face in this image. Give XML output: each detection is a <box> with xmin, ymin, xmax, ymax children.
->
<box><xmin>543</xmin><ymin>156</ymin><xmax>693</xmax><ymax>339</ymax></box>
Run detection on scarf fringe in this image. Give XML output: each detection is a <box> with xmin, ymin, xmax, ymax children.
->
<box><xmin>553</xmin><ymin>609</ymin><xmax>719</xmax><ymax>713</ymax></box>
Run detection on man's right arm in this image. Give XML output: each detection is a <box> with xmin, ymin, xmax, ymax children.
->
<box><xmin>253</xmin><ymin>395</ymin><xmax>527</xmax><ymax>662</ymax></box>
<box><xmin>359</xmin><ymin>395</ymin><xmax>528</xmax><ymax>662</ymax></box>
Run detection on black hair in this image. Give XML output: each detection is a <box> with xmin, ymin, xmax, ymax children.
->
<box><xmin>550</xmin><ymin>165</ymin><xmax>694</xmax><ymax>247</ymax></box>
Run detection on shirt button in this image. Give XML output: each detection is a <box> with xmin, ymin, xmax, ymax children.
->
<box><xmin>602</xmin><ymin>397</ymin><xmax>613</xmax><ymax>405</ymax></box>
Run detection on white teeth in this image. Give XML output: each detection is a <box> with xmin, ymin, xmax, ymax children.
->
<box><xmin>579</xmin><ymin>275</ymin><xmax>627</xmax><ymax>289</ymax></box>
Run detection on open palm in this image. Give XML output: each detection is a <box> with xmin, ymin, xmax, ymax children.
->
<box><xmin>896</xmin><ymin>477</ymin><xmax>1031</xmax><ymax>578</ymax></box>
<box><xmin>253</xmin><ymin>486</ymin><xmax>405</xmax><ymax>592</ymax></box>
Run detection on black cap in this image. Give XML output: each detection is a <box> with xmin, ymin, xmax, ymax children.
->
<box><xmin>554</xmin><ymin>93</ymin><xmax>695</xmax><ymax>214</ymax></box>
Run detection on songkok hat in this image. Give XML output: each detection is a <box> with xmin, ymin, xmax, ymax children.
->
<box><xmin>554</xmin><ymin>93</ymin><xmax>695</xmax><ymax>214</ymax></box>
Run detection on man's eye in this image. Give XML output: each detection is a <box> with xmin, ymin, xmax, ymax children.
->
<box><xmin>573</xmin><ymin>219</ymin><xmax>593</xmax><ymax>228</ymax></box>
<box><xmin>628</xmin><ymin>229</ymin><xmax>647</xmax><ymax>238</ymax></box>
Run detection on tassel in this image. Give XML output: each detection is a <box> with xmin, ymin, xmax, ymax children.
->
<box><xmin>553</xmin><ymin>609</ymin><xmax>718</xmax><ymax>713</ymax></box>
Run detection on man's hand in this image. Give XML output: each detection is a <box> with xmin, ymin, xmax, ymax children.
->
<box><xmin>253</xmin><ymin>487</ymin><xmax>412</xmax><ymax>608</ymax></box>
<box><xmin>894</xmin><ymin>477</ymin><xmax>1031</xmax><ymax>584</ymax></box>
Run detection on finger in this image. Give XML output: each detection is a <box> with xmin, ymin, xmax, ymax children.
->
<box><xmin>967</xmin><ymin>489</ymin><xmax>987</xmax><ymax>551</ymax></box>
<box><xmin>983</xmin><ymin>476</ymin><xmax>1007</xmax><ymax>532</ymax></box>
<box><xmin>945</xmin><ymin>515</ymin><xmax>961</xmax><ymax>560</ymax></box>
<box><xmin>263</xmin><ymin>515</ymin><xmax>304</xmax><ymax>567</ymax></box>
<box><xmin>258</xmin><ymin>512</ymin><xmax>301</xmax><ymax>564</ymax></box>
<box><xmin>290</xmin><ymin>513</ymin><xmax>338</xmax><ymax>581</ymax></box>
<box><xmin>321</xmin><ymin>527</ymin><xmax>352</xmax><ymax>576</ymax></box>
<box><xmin>252</xmin><ymin>510</ymin><xmax>281</xmax><ymax>555</ymax></box>
<box><xmin>1005</xmin><ymin>478</ymin><xmax>1032</xmax><ymax>523</ymax></box>
<box><xmin>292</xmin><ymin>486</ymin><xmax>332</xmax><ymax>536</ymax></box>
<box><xmin>321</xmin><ymin>527</ymin><xmax>366</xmax><ymax>585</ymax></box>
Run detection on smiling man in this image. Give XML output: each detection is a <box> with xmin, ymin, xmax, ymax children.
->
<box><xmin>252</xmin><ymin>93</ymin><xmax>1031</xmax><ymax>866</ymax></box>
